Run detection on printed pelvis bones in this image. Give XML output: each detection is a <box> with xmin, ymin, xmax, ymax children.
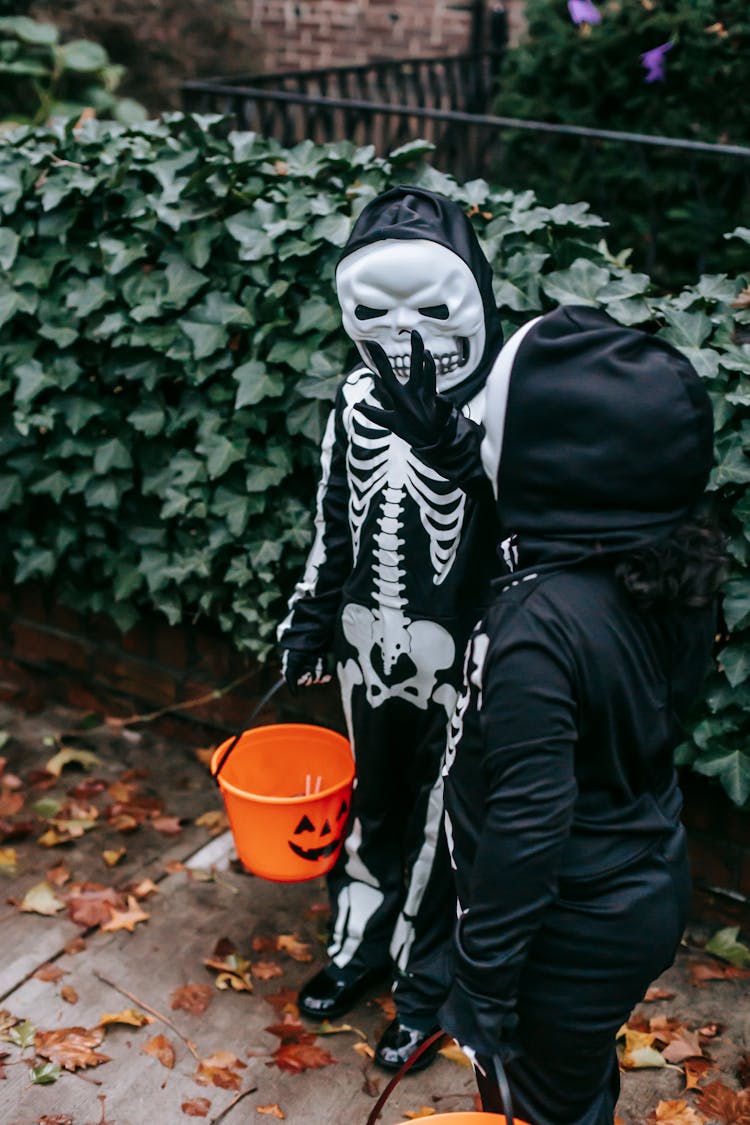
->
<box><xmin>335</xmin><ymin>238</ymin><xmax>486</xmax><ymax>393</ymax></box>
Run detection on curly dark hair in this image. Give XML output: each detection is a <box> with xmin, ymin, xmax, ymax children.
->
<box><xmin>615</xmin><ymin>510</ymin><xmax>729</xmax><ymax>612</ymax></box>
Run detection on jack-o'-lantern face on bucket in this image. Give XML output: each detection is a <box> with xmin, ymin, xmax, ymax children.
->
<box><xmin>288</xmin><ymin>796</ymin><xmax>350</xmax><ymax>862</ymax></box>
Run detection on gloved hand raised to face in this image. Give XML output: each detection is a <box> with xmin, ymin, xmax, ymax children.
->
<box><xmin>357</xmin><ymin>330</ymin><xmax>456</xmax><ymax>449</ymax></box>
<box><xmin>281</xmin><ymin>649</ymin><xmax>333</xmax><ymax>696</ymax></box>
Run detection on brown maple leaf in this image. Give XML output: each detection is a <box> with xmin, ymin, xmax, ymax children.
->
<box><xmin>646</xmin><ymin>1100</ymin><xmax>706</xmax><ymax>1125</ymax></box>
<box><xmin>99</xmin><ymin>895</ymin><xmax>149</xmax><ymax>933</ymax></box>
<box><xmin>276</xmin><ymin>934</ymin><xmax>313</xmax><ymax>962</ymax></box>
<box><xmin>264</xmin><ymin>1014</ymin><xmax>315</xmax><ymax>1045</ymax></box>
<box><xmin>66</xmin><ymin>883</ymin><xmax>125</xmax><ymax>928</ymax></box>
<box><xmin>181</xmin><ymin>1098</ymin><xmax>211</xmax><ymax>1117</ymax></box>
<box><xmin>35</xmin><ymin>1026</ymin><xmax>111</xmax><ymax>1071</ymax></box>
<box><xmin>684</xmin><ymin>1057</ymin><xmax>716</xmax><ymax>1090</ymax></box>
<box><xmin>661</xmin><ymin>1027</ymin><xmax>705</xmax><ymax>1065</ymax></box>
<box><xmin>194</xmin><ymin>1051</ymin><xmax>246</xmax><ymax>1089</ymax></box>
<box><xmin>256</xmin><ymin>1107</ymin><xmax>285</xmax><ymax>1119</ymax></box>
<box><xmin>696</xmin><ymin>1080</ymin><xmax>750</xmax><ymax>1124</ymax></box>
<box><xmin>171</xmin><ymin>984</ymin><xmax>213</xmax><ymax>1015</ymax></box>
<box><xmin>46</xmin><ymin>863</ymin><xmax>71</xmax><ymax>887</ymax></box>
<box><xmin>60</xmin><ymin>986</ymin><xmax>78</xmax><ymax>1005</ymax></box>
<box><xmin>252</xmin><ymin>935</ymin><xmax>278</xmax><ymax>954</ymax></box>
<box><xmin>98</xmin><ymin>1009</ymin><xmax>150</xmax><ymax>1028</ymax></box>
<box><xmin>263</xmin><ymin>988</ymin><xmax>299</xmax><ymax>1015</ymax></box>
<box><xmin>270</xmin><ymin>1041</ymin><xmax>336</xmax><ymax>1073</ymax></box>
<box><xmin>142</xmin><ymin>1033</ymin><xmax>176</xmax><ymax>1069</ymax></box>
<box><xmin>39</xmin><ymin>1116</ymin><xmax>74</xmax><ymax>1125</ymax></box>
<box><xmin>203</xmin><ymin>949</ymin><xmax>253</xmax><ymax>992</ymax></box>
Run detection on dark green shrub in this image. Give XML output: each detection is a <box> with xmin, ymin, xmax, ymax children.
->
<box><xmin>492</xmin><ymin>0</ymin><xmax>750</xmax><ymax>287</ymax></box>
<box><xmin>0</xmin><ymin>15</ymin><xmax>146</xmax><ymax>126</ymax></box>
<box><xmin>0</xmin><ymin>115</ymin><xmax>748</xmax><ymax>804</ymax></box>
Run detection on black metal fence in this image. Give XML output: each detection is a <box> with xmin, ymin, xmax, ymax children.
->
<box><xmin>182</xmin><ymin>53</ymin><xmax>750</xmax><ymax>281</ymax></box>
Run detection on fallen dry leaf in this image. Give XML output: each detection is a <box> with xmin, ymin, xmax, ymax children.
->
<box><xmin>373</xmin><ymin>993</ymin><xmax>397</xmax><ymax>1020</ymax></box>
<box><xmin>276</xmin><ymin>934</ymin><xmax>312</xmax><ymax>962</ymax></box>
<box><xmin>20</xmin><ymin>881</ymin><xmax>65</xmax><ymax>916</ymax></box>
<box><xmin>0</xmin><ymin>846</ymin><xmax>17</xmax><ymax>874</ymax></box>
<box><xmin>256</xmin><ymin>1107</ymin><xmax>285</xmax><ymax>1119</ymax></box>
<box><xmin>195</xmin><ymin>810</ymin><xmax>228</xmax><ymax>836</ymax></box>
<box><xmin>661</xmin><ymin>1027</ymin><xmax>705</xmax><ymax>1065</ymax></box>
<box><xmin>142</xmin><ymin>1033</ymin><xmax>176</xmax><ymax>1069</ymax></box>
<box><xmin>317</xmin><ymin>1020</ymin><xmax>366</xmax><ymax>1040</ymax></box>
<box><xmin>46</xmin><ymin>864</ymin><xmax>70</xmax><ymax>887</ymax></box>
<box><xmin>689</xmin><ymin>959</ymin><xmax>750</xmax><ymax>986</ymax></box>
<box><xmin>684</xmin><ymin>1057</ymin><xmax>716</xmax><ymax>1090</ymax></box>
<box><xmin>64</xmin><ymin>936</ymin><xmax>86</xmax><ymax>955</ymax></box>
<box><xmin>33</xmin><ymin>964</ymin><xmax>66</xmax><ymax>984</ymax></box>
<box><xmin>403</xmin><ymin>1110</ymin><xmax>436</xmax><ymax>1120</ymax></box>
<box><xmin>181</xmin><ymin>1098</ymin><xmax>211</xmax><ymax>1117</ymax></box>
<box><xmin>194</xmin><ymin>1051</ymin><xmax>247</xmax><ymax>1089</ymax></box>
<box><xmin>102</xmin><ymin>848</ymin><xmax>126</xmax><ymax>868</ymax></box>
<box><xmin>271</xmin><ymin>1041</ymin><xmax>337</xmax><ymax>1073</ymax></box>
<box><xmin>45</xmin><ymin>747</ymin><xmax>100</xmax><ymax>777</ymax></box>
<box><xmin>39</xmin><ymin>1116</ymin><xmax>74</xmax><ymax>1125</ymax></box>
<box><xmin>646</xmin><ymin>1101</ymin><xmax>706</xmax><ymax>1125</ymax></box>
<box><xmin>204</xmin><ymin>949</ymin><xmax>254</xmax><ymax>992</ymax></box>
<box><xmin>252</xmin><ymin>961</ymin><xmax>283</xmax><ymax>981</ymax></box>
<box><xmin>264</xmin><ymin>1014</ymin><xmax>315</xmax><ymax>1045</ymax></box>
<box><xmin>60</xmin><ymin>986</ymin><xmax>78</xmax><ymax>1005</ymax></box>
<box><xmin>35</xmin><ymin>1026</ymin><xmax>111</xmax><ymax>1071</ymax></box>
<box><xmin>171</xmin><ymin>984</ymin><xmax>213</xmax><ymax>1016</ymax></box>
<box><xmin>739</xmin><ymin>1053</ymin><xmax>750</xmax><ymax>1089</ymax></box>
<box><xmin>695</xmin><ymin>1080</ymin><xmax>750</xmax><ymax>1124</ymax></box>
<box><xmin>126</xmin><ymin>878</ymin><xmax>159</xmax><ymax>899</ymax></box>
<box><xmin>152</xmin><ymin>816</ymin><xmax>183</xmax><ymax>836</ymax></box>
<box><xmin>353</xmin><ymin>1041</ymin><xmax>375</xmax><ymax>1060</ymax></box>
<box><xmin>0</xmin><ymin>790</ymin><xmax>23</xmax><ymax>817</ymax></box>
<box><xmin>643</xmin><ymin>985</ymin><xmax>676</xmax><ymax>1002</ymax></box>
<box><xmin>263</xmin><ymin>988</ymin><xmax>299</xmax><ymax>1015</ymax></box>
<box><xmin>66</xmin><ymin>883</ymin><xmax>125</xmax><ymax>927</ymax></box>
<box><xmin>439</xmin><ymin>1040</ymin><xmax>472</xmax><ymax>1067</ymax></box>
<box><xmin>99</xmin><ymin>1009</ymin><xmax>151</xmax><ymax>1028</ymax></box>
<box><xmin>99</xmin><ymin>895</ymin><xmax>149</xmax><ymax>933</ymax></box>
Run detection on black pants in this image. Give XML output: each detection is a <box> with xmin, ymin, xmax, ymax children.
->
<box><xmin>326</xmin><ymin>672</ymin><xmax>456</xmax><ymax>1029</ymax></box>
<box><xmin>476</xmin><ymin>828</ymin><xmax>691</xmax><ymax>1125</ymax></box>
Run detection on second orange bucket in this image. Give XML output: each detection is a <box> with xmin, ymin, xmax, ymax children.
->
<box><xmin>211</xmin><ymin>722</ymin><xmax>354</xmax><ymax>883</ymax></box>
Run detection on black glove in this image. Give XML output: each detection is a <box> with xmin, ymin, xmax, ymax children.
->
<box><xmin>281</xmin><ymin>649</ymin><xmax>332</xmax><ymax>696</ymax></box>
<box><xmin>357</xmin><ymin>330</ymin><xmax>455</xmax><ymax>447</ymax></box>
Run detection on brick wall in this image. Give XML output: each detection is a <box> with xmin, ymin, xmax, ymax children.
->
<box><xmin>245</xmin><ymin>1</ymin><xmax>527</xmax><ymax>73</ymax></box>
<box><xmin>1</xmin><ymin>583</ymin><xmax>747</xmax><ymax>921</ymax></box>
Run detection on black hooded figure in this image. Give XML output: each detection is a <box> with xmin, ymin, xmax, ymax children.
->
<box><xmin>368</xmin><ymin>303</ymin><xmax>721</xmax><ymax>1122</ymax></box>
<box><xmin>277</xmin><ymin>186</ymin><xmax>505</xmax><ymax>1068</ymax></box>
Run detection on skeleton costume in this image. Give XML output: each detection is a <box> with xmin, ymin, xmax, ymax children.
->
<box><xmin>278</xmin><ymin>187</ymin><xmax>504</xmax><ymax>1034</ymax></box>
<box><xmin>431</xmin><ymin>306</ymin><xmax>717</xmax><ymax>1125</ymax></box>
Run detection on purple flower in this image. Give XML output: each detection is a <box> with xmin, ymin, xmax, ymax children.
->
<box><xmin>567</xmin><ymin>0</ymin><xmax>602</xmax><ymax>24</ymax></box>
<box><xmin>640</xmin><ymin>41</ymin><xmax>674</xmax><ymax>83</ymax></box>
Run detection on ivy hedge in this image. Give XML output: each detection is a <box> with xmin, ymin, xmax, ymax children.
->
<box><xmin>1</xmin><ymin>115</ymin><xmax>749</xmax><ymax>804</ymax></box>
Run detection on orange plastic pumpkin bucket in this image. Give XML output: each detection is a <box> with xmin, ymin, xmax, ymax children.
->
<box><xmin>394</xmin><ymin>1116</ymin><xmax>529</xmax><ymax>1124</ymax></box>
<box><xmin>211</xmin><ymin>722</ymin><xmax>354</xmax><ymax>883</ymax></box>
<box><xmin>393</xmin><ymin>1111</ymin><xmax>528</xmax><ymax>1120</ymax></box>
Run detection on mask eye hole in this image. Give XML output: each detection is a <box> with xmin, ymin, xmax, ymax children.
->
<box><xmin>418</xmin><ymin>304</ymin><xmax>450</xmax><ymax>320</ymax></box>
<box><xmin>355</xmin><ymin>304</ymin><xmax>387</xmax><ymax>320</ymax></box>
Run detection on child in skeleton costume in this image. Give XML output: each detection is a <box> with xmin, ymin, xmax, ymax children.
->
<box><xmin>277</xmin><ymin>186</ymin><xmax>504</xmax><ymax>1069</ymax></box>
<box><xmin>369</xmin><ymin>304</ymin><xmax>723</xmax><ymax>1124</ymax></box>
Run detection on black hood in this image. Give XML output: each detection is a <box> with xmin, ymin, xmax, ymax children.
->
<box><xmin>338</xmin><ymin>185</ymin><xmax>504</xmax><ymax>405</ymax></box>
<box><xmin>484</xmin><ymin>305</ymin><xmax>715</xmax><ymax>568</ymax></box>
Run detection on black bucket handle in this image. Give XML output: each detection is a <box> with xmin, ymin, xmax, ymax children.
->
<box><xmin>364</xmin><ymin>1033</ymin><xmax>516</xmax><ymax>1125</ymax></box>
<box><xmin>210</xmin><ymin>675</ymin><xmax>286</xmax><ymax>784</ymax></box>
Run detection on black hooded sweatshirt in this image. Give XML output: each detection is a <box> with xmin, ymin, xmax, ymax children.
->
<box><xmin>438</xmin><ymin>305</ymin><xmax>717</xmax><ymax>1054</ymax></box>
<box><xmin>278</xmin><ymin>187</ymin><xmax>505</xmax><ymax>655</ymax></box>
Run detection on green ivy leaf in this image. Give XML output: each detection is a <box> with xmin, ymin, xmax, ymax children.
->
<box><xmin>29</xmin><ymin>1061</ymin><xmax>61</xmax><ymax>1085</ymax></box>
<box><xmin>694</xmin><ymin>748</ymin><xmax>750</xmax><ymax>807</ymax></box>
<box><xmin>232</xmin><ymin>360</ymin><xmax>284</xmax><ymax>408</ymax></box>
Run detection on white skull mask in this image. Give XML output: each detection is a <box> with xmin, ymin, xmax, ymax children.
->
<box><xmin>335</xmin><ymin>238</ymin><xmax>486</xmax><ymax>392</ymax></box>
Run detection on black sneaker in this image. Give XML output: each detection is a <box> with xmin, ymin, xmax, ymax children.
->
<box><xmin>298</xmin><ymin>964</ymin><xmax>390</xmax><ymax>1021</ymax></box>
<box><xmin>374</xmin><ymin>1018</ymin><xmax>443</xmax><ymax>1072</ymax></box>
